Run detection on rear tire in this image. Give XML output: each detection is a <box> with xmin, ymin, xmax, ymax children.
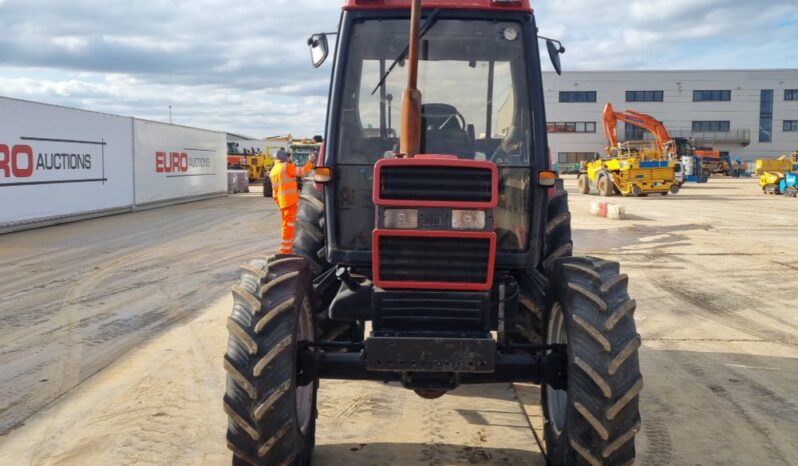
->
<box><xmin>294</xmin><ymin>184</ymin><xmax>329</xmax><ymax>275</ymax></box>
<box><xmin>577</xmin><ymin>174</ymin><xmax>590</xmax><ymax>194</ymax></box>
<box><xmin>542</xmin><ymin>257</ymin><xmax>643</xmax><ymax>466</ymax></box>
<box><xmin>786</xmin><ymin>186</ymin><xmax>798</xmax><ymax>198</ymax></box>
<box><xmin>513</xmin><ymin>183</ymin><xmax>574</xmax><ymax>343</ymax></box>
<box><xmin>541</xmin><ymin>185</ymin><xmax>574</xmax><ymax>272</ymax></box>
<box><xmin>263</xmin><ymin>177</ymin><xmax>272</xmax><ymax>198</ymax></box>
<box><xmin>224</xmin><ymin>256</ymin><xmax>317</xmax><ymax>466</ymax></box>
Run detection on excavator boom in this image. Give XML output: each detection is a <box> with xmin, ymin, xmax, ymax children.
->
<box><xmin>603</xmin><ymin>103</ymin><xmax>672</xmax><ymax>156</ymax></box>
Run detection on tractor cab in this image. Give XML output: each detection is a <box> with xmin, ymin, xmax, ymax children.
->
<box><xmin>309</xmin><ymin>0</ymin><xmax>563</xmax><ymax>268</ymax></box>
<box><xmin>221</xmin><ymin>2</ymin><xmax>642</xmax><ymax>465</ymax></box>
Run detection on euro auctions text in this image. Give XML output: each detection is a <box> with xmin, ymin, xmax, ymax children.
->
<box><xmin>1</xmin><ymin>143</ymin><xmax>95</xmax><ymax>180</ymax></box>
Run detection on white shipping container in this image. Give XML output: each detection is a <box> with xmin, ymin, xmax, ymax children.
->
<box><xmin>0</xmin><ymin>97</ymin><xmax>134</xmax><ymax>227</ymax></box>
<box><xmin>133</xmin><ymin>119</ymin><xmax>227</xmax><ymax>205</ymax></box>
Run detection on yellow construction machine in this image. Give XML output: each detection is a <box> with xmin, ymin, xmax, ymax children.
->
<box><xmin>578</xmin><ymin>104</ymin><xmax>680</xmax><ymax>197</ymax></box>
<box><xmin>227</xmin><ymin>143</ymin><xmax>275</xmax><ymax>183</ymax></box>
<box><xmin>260</xmin><ymin>135</ymin><xmax>323</xmax><ymax>197</ymax></box>
<box><xmin>755</xmin><ymin>151</ymin><xmax>798</xmax><ymax>175</ymax></box>
<box><xmin>758</xmin><ymin>151</ymin><xmax>798</xmax><ymax>197</ymax></box>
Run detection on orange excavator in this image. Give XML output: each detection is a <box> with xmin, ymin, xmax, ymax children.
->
<box><xmin>603</xmin><ymin>102</ymin><xmax>673</xmax><ymax>158</ymax></box>
<box><xmin>577</xmin><ymin>103</ymin><xmax>681</xmax><ymax>196</ymax></box>
<box><xmin>603</xmin><ymin>103</ymin><xmax>720</xmax><ymax>182</ymax></box>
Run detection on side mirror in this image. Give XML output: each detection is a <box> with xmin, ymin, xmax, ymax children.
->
<box><xmin>307</xmin><ymin>33</ymin><xmax>329</xmax><ymax>68</ymax></box>
<box><xmin>546</xmin><ymin>39</ymin><xmax>565</xmax><ymax>76</ymax></box>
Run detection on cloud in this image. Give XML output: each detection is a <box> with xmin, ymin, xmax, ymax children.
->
<box><xmin>535</xmin><ymin>0</ymin><xmax>797</xmax><ymax>71</ymax></box>
<box><xmin>0</xmin><ymin>0</ymin><xmax>795</xmax><ymax>137</ymax></box>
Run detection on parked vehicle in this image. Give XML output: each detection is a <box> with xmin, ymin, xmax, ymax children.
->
<box><xmin>221</xmin><ymin>2</ymin><xmax>642</xmax><ymax>465</ymax></box>
<box><xmin>578</xmin><ymin>103</ymin><xmax>680</xmax><ymax>196</ymax></box>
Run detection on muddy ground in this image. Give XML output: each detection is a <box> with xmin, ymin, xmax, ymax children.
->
<box><xmin>1</xmin><ymin>177</ymin><xmax>797</xmax><ymax>465</ymax></box>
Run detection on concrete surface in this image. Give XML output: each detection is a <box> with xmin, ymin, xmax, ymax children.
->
<box><xmin>0</xmin><ymin>190</ymin><xmax>278</xmax><ymax>435</ymax></box>
<box><xmin>0</xmin><ymin>177</ymin><xmax>797</xmax><ymax>465</ymax></box>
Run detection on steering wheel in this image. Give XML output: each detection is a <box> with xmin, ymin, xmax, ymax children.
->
<box><xmin>435</xmin><ymin>111</ymin><xmax>466</xmax><ymax>131</ymax></box>
<box><xmin>421</xmin><ymin>104</ymin><xmax>466</xmax><ymax>131</ymax></box>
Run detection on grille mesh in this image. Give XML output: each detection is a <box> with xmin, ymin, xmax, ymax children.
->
<box><xmin>378</xmin><ymin>235</ymin><xmax>490</xmax><ymax>284</ymax></box>
<box><xmin>375</xmin><ymin>292</ymin><xmax>489</xmax><ymax>333</ymax></box>
<box><xmin>379</xmin><ymin>165</ymin><xmax>492</xmax><ymax>202</ymax></box>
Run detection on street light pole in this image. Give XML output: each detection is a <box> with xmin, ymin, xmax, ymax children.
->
<box><xmin>169</xmin><ymin>105</ymin><xmax>173</xmax><ymax>124</ymax></box>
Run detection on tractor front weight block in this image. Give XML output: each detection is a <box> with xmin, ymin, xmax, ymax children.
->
<box><xmin>296</xmin><ymin>344</ymin><xmax>568</xmax><ymax>390</ymax></box>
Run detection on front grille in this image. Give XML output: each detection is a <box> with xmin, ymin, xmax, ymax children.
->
<box><xmin>379</xmin><ymin>165</ymin><xmax>492</xmax><ymax>202</ymax></box>
<box><xmin>377</xmin><ymin>235</ymin><xmax>491</xmax><ymax>284</ymax></box>
<box><xmin>374</xmin><ymin>290</ymin><xmax>490</xmax><ymax>333</ymax></box>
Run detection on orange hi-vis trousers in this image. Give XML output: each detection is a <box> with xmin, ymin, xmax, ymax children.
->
<box><xmin>279</xmin><ymin>204</ymin><xmax>298</xmax><ymax>254</ymax></box>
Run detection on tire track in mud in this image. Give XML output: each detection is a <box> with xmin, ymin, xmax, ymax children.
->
<box><xmin>640</xmin><ymin>414</ymin><xmax>673</xmax><ymax>466</ymax></box>
<box><xmin>675</xmin><ymin>355</ymin><xmax>791</xmax><ymax>465</ymax></box>
<box><xmin>0</xmin><ymin>197</ymin><xmax>283</xmax><ymax>436</ymax></box>
<box><xmin>638</xmin><ymin>392</ymin><xmax>673</xmax><ymax>466</ymax></box>
<box><xmin>109</xmin><ymin>372</ymin><xmax>199</xmax><ymax>466</ymax></box>
<box><xmin>657</xmin><ymin>279</ymin><xmax>798</xmax><ymax>348</ymax></box>
<box><xmin>0</xmin><ymin>197</ymin><xmax>277</xmax><ymax>300</ymax></box>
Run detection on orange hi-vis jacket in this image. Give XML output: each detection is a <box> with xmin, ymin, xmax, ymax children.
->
<box><xmin>270</xmin><ymin>160</ymin><xmax>314</xmax><ymax>208</ymax></box>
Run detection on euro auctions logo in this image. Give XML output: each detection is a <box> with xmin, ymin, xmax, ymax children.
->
<box><xmin>0</xmin><ymin>144</ymin><xmax>34</xmax><ymax>178</ymax></box>
<box><xmin>155</xmin><ymin>151</ymin><xmax>189</xmax><ymax>173</ymax></box>
<box><xmin>155</xmin><ymin>149</ymin><xmax>214</xmax><ymax>177</ymax></box>
<box><xmin>0</xmin><ymin>137</ymin><xmax>104</xmax><ymax>187</ymax></box>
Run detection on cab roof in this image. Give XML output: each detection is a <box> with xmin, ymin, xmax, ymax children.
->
<box><xmin>343</xmin><ymin>0</ymin><xmax>532</xmax><ymax>12</ymax></box>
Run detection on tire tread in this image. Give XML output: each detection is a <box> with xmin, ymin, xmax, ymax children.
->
<box><xmin>543</xmin><ymin>256</ymin><xmax>643</xmax><ymax>466</ymax></box>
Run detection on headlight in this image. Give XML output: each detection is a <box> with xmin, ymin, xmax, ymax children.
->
<box><xmin>452</xmin><ymin>210</ymin><xmax>486</xmax><ymax>230</ymax></box>
<box><xmin>384</xmin><ymin>209</ymin><xmax>418</xmax><ymax>229</ymax></box>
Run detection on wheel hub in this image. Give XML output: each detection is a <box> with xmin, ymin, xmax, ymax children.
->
<box><xmin>546</xmin><ymin>303</ymin><xmax>568</xmax><ymax>436</ymax></box>
<box><xmin>296</xmin><ymin>299</ymin><xmax>314</xmax><ymax>435</ymax></box>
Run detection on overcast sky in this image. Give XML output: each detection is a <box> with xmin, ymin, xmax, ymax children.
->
<box><xmin>0</xmin><ymin>0</ymin><xmax>795</xmax><ymax>138</ymax></box>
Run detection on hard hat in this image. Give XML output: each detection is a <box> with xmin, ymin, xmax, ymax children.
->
<box><xmin>276</xmin><ymin>149</ymin><xmax>289</xmax><ymax>161</ymax></box>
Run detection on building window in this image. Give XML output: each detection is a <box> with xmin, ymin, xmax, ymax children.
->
<box><xmin>624</xmin><ymin>123</ymin><xmax>647</xmax><ymax>140</ymax></box>
<box><xmin>626</xmin><ymin>90</ymin><xmax>664</xmax><ymax>102</ymax></box>
<box><xmin>785</xmin><ymin>90</ymin><xmax>798</xmax><ymax>101</ymax></box>
<box><xmin>692</xmin><ymin>121</ymin><xmax>731</xmax><ymax>132</ymax></box>
<box><xmin>760</xmin><ymin>90</ymin><xmax>773</xmax><ymax>143</ymax></box>
<box><xmin>784</xmin><ymin>121</ymin><xmax>798</xmax><ymax>132</ymax></box>
<box><xmin>693</xmin><ymin>90</ymin><xmax>731</xmax><ymax>102</ymax></box>
<box><xmin>546</xmin><ymin>121</ymin><xmax>597</xmax><ymax>133</ymax></box>
<box><xmin>559</xmin><ymin>91</ymin><xmax>597</xmax><ymax>103</ymax></box>
<box><xmin>558</xmin><ymin>152</ymin><xmax>597</xmax><ymax>163</ymax></box>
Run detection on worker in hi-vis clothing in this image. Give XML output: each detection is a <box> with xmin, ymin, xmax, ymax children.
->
<box><xmin>270</xmin><ymin>149</ymin><xmax>315</xmax><ymax>254</ymax></box>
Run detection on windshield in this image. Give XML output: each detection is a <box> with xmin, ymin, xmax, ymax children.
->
<box><xmin>337</xmin><ymin>18</ymin><xmax>532</xmax><ymax>167</ymax></box>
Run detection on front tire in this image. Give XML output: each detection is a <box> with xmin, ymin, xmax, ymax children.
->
<box><xmin>543</xmin><ymin>257</ymin><xmax>643</xmax><ymax>466</ymax></box>
<box><xmin>597</xmin><ymin>174</ymin><xmax>613</xmax><ymax>197</ymax></box>
<box><xmin>224</xmin><ymin>256</ymin><xmax>317</xmax><ymax>466</ymax></box>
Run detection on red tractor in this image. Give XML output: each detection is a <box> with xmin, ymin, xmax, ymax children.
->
<box><xmin>223</xmin><ymin>1</ymin><xmax>642</xmax><ymax>465</ymax></box>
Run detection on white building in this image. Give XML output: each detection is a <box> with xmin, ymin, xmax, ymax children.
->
<box><xmin>542</xmin><ymin>69</ymin><xmax>798</xmax><ymax>166</ymax></box>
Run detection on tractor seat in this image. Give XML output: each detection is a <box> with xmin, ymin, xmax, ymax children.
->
<box><xmin>421</xmin><ymin>103</ymin><xmax>475</xmax><ymax>159</ymax></box>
